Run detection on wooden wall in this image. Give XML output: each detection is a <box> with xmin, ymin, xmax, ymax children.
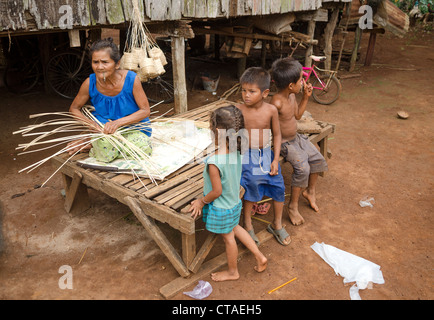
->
<box><xmin>0</xmin><ymin>0</ymin><xmax>342</xmax><ymax>33</ymax></box>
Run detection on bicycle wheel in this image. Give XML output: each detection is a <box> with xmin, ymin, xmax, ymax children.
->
<box><xmin>141</xmin><ymin>53</ymin><xmax>174</xmax><ymax>104</ymax></box>
<box><xmin>45</xmin><ymin>52</ymin><xmax>92</xmax><ymax>99</ymax></box>
<box><xmin>4</xmin><ymin>59</ymin><xmax>40</xmax><ymax>93</ymax></box>
<box><xmin>311</xmin><ymin>74</ymin><xmax>341</xmax><ymax>105</ymax></box>
<box><xmin>142</xmin><ymin>76</ymin><xmax>174</xmax><ymax>104</ymax></box>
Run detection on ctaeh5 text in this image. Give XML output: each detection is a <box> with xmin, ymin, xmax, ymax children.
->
<box><xmin>217</xmin><ymin>304</ymin><xmax>261</xmax><ymax>315</ymax></box>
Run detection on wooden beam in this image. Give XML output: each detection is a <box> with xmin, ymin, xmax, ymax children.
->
<box><xmin>193</xmin><ymin>27</ymin><xmax>318</xmax><ymax>45</ymax></box>
<box><xmin>304</xmin><ymin>19</ymin><xmax>316</xmax><ymax>68</ymax></box>
<box><xmin>62</xmin><ymin>171</ymin><xmax>90</xmax><ymax>214</ymax></box>
<box><xmin>364</xmin><ymin>32</ymin><xmax>377</xmax><ymax>67</ymax></box>
<box><xmin>350</xmin><ymin>26</ymin><xmax>362</xmax><ymax>72</ymax></box>
<box><xmin>188</xmin><ymin>233</ymin><xmax>217</xmax><ymax>273</ymax></box>
<box><xmin>323</xmin><ymin>8</ymin><xmax>339</xmax><ymax>71</ymax></box>
<box><xmin>171</xmin><ymin>36</ymin><xmax>188</xmax><ymax>114</ymax></box>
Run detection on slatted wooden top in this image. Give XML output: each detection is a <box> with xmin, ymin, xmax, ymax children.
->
<box><xmin>53</xmin><ymin>99</ymin><xmax>334</xmax><ymax>218</ymax></box>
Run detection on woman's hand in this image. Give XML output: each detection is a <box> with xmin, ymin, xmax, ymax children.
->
<box><xmin>67</xmin><ymin>138</ymin><xmax>92</xmax><ymax>155</ymax></box>
<box><xmin>103</xmin><ymin>119</ymin><xmax>122</xmax><ymax>134</ymax></box>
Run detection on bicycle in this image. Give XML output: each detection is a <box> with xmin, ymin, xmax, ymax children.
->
<box><xmin>44</xmin><ymin>37</ymin><xmax>92</xmax><ymax>99</ymax></box>
<box><xmin>3</xmin><ymin>37</ymin><xmax>43</xmax><ymax>94</ymax></box>
<box><xmin>304</xmin><ymin>55</ymin><xmax>341</xmax><ymax>105</ymax></box>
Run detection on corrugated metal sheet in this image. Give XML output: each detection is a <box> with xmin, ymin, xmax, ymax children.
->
<box><xmin>0</xmin><ymin>0</ymin><xmax>350</xmax><ymax>33</ymax></box>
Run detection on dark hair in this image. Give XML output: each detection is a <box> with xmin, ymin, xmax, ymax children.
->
<box><xmin>89</xmin><ymin>37</ymin><xmax>121</xmax><ymax>63</ymax></box>
<box><xmin>270</xmin><ymin>57</ymin><xmax>303</xmax><ymax>90</ymax></box>
<box><xmin>240</xmin><ymin>67</ymin><xmax>270</xmax><ymax>92</ymax></box>
<box><xmin>210</xmin><ymin>105</ymin><xmax>247</xmax><ymax>153</ymax></box>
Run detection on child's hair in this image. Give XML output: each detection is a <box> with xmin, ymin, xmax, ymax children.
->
<box><xmin>89</xmin><ymin>37</ymin><xmax>121</xmax><ymax>63</ymax></box>
<box><xmin>210</xmin><ymin>105</ymin><xmax>247</xmax><ymax>153</ymax></box>
<box><xmin>240</xmin><ymin>67</ymin><xmax>270</xmax><ymax>92</ymax></box>
<box><xmin>270</xmin><ymin>57</ymin><xmax>303</xmax><ymax>91</ymax></box>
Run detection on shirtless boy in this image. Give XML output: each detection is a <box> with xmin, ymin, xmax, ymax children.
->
<box><xmin>270</xmin><ymin>57</ymin><xmax>328</xmax><ymax>225</ymax></box>
<box><xmin>236</xmin><ymin>67</ymin><xmax>291</xmax><ymax>246</ymax></box>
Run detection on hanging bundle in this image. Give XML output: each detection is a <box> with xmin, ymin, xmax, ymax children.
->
<box><xmin>121</xmin><ymin>0</ymin><xmax>166</xmax><ymax>81</ymax></box>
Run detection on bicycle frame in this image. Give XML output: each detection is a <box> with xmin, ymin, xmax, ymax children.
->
<box><xmin>303</xmin><ymin>65</ymin><xmax>336</xmax><ymax>91</ymax></box>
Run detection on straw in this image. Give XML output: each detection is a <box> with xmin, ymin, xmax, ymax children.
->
<box><xmin>267</xmin><ymin>277</ymin><xmax>297</xmax><ymax>294</ymax></box>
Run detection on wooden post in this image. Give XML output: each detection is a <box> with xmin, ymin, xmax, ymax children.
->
<box><xmin>335</xmin><ymin>3</ymin><xmax>351</xmax><ymax>72</ymax></box>
<box><xmin>261</xmin><ymin>40</ymin><xmax>267</xmax><ymax>68</ymax></box>
<box><xmin>237</xmin><ymin>56</ymin><xmax>247</xmax><ymax>79</ymax></box>
<box><xmin>62</xmin><ymin>172</ymin><xmax>90</xmax><ymax>214</ymax></box>
<box><xmin>305</xmin><ymin>19</ymin><xmax>316</xmax><ymax>68</ymax></box>
<box><xmin>364</xmin><ymin>32</ymin><xmax>377</xmax><ymax>66</ymax></box>
<box><xmin>323</xmin><ymin>8</ymin><xmax>339</xmax><ymax>71</ymax></box>
<box><xmin>214</xmin><ymin>34</ymin><xmax>220</xmax><ymax>60</ymax></box>
<box><xmin>350</xmin><ymin>26</ymin><xmax>362</xmax><ymax>72</ymax></box>
<box><xmin>171</xmin><ymin>36</ymin><xmax>188</xmax><ymax>114</ymax></box>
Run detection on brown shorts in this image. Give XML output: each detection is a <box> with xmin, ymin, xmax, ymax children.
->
<box><xmin>280</xmin><ymin>133</ymin><xmax>328</xmax><ymax>188</ymax></box>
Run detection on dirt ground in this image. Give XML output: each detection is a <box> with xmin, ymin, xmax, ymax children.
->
<box><xmin>0</xmin><ymin>26</ymin><xmax>432</xmax><ymax>301</ymax></box>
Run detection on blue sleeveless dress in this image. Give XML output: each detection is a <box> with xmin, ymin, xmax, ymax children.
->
<box><xmin>88</xmin><ymin>70</ymin><xmax>152</xmax><ymax>136</ymax></box>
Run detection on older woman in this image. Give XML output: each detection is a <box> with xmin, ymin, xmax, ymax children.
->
<box><xmin>68</xmin><ymin>38</ymin><xmax>152</xmax><ymax>162</ymax></box>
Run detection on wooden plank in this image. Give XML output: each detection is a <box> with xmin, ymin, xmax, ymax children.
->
<box><xmin>184</xmin><ymin>0</ymin><xmax>195</xmax><ymax>17</ymax></box>
<box><xmin>159</xmin><ymin>228</ymin><xmax>274</xmax><ymax>299</ymax></box>
<box><xmin>194</xmin><ymin>0</ymin><xmax>207</xmax><ymax>17</ymax></box>
<box><xmin>364</xmin><ymin>32</ymin><xmax>377</xmax><ymax>67</ymax></box>
<box><xmin>143</xmin><ymin>164</ymin><xmax>204</xmax><ymax>198</ymax></box>
<box><xmin>193</xmin><ymin>27</ymin><xmax>318</xmax><ymax>45</ymax></box>
<box><xmin>64</xmin><ymin>171</ymin><xmax>83</xmax><ymax>212</ymax></box>
<box><xmin>109</xmin><ymin>173</ymin><xmax>137</xmax><ymax>186</ymax></box>
<box><xmin>188</xmin><ymin>233</ymin><xmax>217</xmax><ymax>273</ymax></box>
<box><xmin>148</xmin><ymin>0</ymin><xmax>171</xmax><ymax>21</ymax></box>
<box><xmin>154</xmin><ymin>171</ymin><xmax>203</xmax><ymax>203</ymax></box>
<box><xmin>62</xmin><ymin>172</ymin><xmax>90</xmax><ymax>214</ymax></box>
<box><xmin>164</xmin><ymin>183</ymin><xmax>203</xmax><ymax>208</ymax></box>
<box><xmin>207</xmin><ymin>0</ymin><xmax>220</xmax><ymax>18</ymax></box>
<box><xmin>182</xmin><ymin>232</ymin><xmax>196</xmax><ymax>267</ymax></box>
<box><xmin>125</xmin><ymin>196</ymin><xmax>190</xmax><ymax>277</ymax></box>
<box><xmin>171</xmin><ymin>188</ymin><xmax>203</xmax><ymax>210</ymax></box>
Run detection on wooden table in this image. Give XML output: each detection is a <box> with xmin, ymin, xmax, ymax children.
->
<box><xmin>51</xmin><ymin>99</ymin><xmax>335</xmax><ymax>298</ymax></box>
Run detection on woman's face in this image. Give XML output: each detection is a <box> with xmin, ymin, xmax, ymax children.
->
<box><xmin>91</xmin><ymin>49</ymin><xmax>118</xmax><ymax>81</ymax></box>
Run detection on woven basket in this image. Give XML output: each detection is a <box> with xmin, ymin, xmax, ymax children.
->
<box><xmin>120</xmin><ymin>52</ymin><xmax>139</xmax><ymax>71</ymax></box>
<box><xmin>139</xmin><ymin>57</ymin><xmax>158</xmax><ymax>79</ymax></box>
<box><xmin>137</xmin><ymin>68</ymin><xmax>148</xmax><ymax>82</ymax></box>
<box><xmin>131</xmin><ymin>47</ymin><xmax>147</xmax><ymax>64</ymax></box>
<box><xmin>149</xmin><ymin>47</ymin><xmax>168</xmax><ymax>66</ymax></box>
<box><xmin>153</xmin><ymin>58</ymin><xmax>166</xmax><ymax>76</ymax></box>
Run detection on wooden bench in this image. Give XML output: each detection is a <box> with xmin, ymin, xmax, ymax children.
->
<box><xmin>51</xmin><ymin>99</ymin><xmax>335</xmax><ymax>298</ymax></box>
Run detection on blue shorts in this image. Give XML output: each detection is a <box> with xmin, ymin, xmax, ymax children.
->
<box><xmin>203</xmin><ymin>200</ymin><xmax>242</xmax><ymax>234</ymax></box>
<box><xmin>240</xmin><ymin>148</ymin><xmax>285</xmax><ymax>203</ymax></box>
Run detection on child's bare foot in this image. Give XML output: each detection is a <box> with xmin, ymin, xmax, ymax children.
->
<box><xmin>302</xmin><ymin>190</ymin><xmax>319</xmax><ymax>212</ymax></box>
<box><xmin>211</xmin><ymin>270</ymin><xmax>240</xmax><ymax>282</ymax></box>
<box><xmin>286</xmin><ymin>206</ymin><xmax>305</xmax><ymax>226</ymax></box>
<box><xmin>254</xmin><ymin>256</ymin><xmax>268</xmax><ymax>273</ymax></box>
